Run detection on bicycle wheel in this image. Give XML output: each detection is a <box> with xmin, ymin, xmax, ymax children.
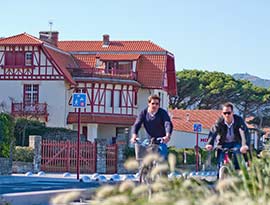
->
<box><xmin>219</xmin><ymin>166</ymin><xmax>230</xmax><ymax>180</ymax></box>
<box><xmin>139</xmin><ymin>166</ymin><xmax>152</xmax><ymax>184</ymax></box>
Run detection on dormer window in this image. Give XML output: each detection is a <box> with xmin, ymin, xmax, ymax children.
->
<box><xmin>104</xmin><ymin>61</ymin><xmax>132</xmax><ymax>73</ymax></box>
<box><xmin>25</xmin><ymin>52</ymin><xmax>32</xmax><ymax>66</ymax></box>
<box><xmin>4</xmin><ymin>51</ymin><xmax>32</xmax><ymax>66</ymax></box>
<box><xmin>5</xmin><ymin>52</ymin><xmax>24</xmax><ymax>66</ymax></box>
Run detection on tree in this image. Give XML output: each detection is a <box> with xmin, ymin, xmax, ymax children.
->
<box><xmin>234</xmin><ymin>80</ymin><xmax>270</xmax><ymax>125</ymax></box>
<box><xmin>0</xmin><ymin>113</ymin><xmax>15</xmax><ymax>158</ymax></box>
<box><xmin>170</xmin><ymin>69</ymin><xmax>270</xmax><ymax>128</ymax></box>
<box><xmin>170</xmin><ymin>69</ymin><xmax>239</xmax><ymax>109</ymax></box>
<box><xmin>14</xmin><ymin>118</ymin><xmax>46</xmax><ymax>146</ymax></box>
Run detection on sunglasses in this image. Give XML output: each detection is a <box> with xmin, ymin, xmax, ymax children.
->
<box><xmin>223</xmin><ymin>112</ymin><xmax>232</xmax><ymax>115</ymax></box>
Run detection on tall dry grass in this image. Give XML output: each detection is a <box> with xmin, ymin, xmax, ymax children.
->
<box><xmin>51</xmin><ymin>152</ymin><xmax>270</xmax><ymax>205</ymax></box>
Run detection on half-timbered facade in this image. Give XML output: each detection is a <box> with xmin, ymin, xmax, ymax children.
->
<box><xmin>0</xmin><ymin>32</ymin><xmax>177</xmax><ymax>142</ymax></box>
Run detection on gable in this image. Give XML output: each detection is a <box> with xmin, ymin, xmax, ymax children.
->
<box><xmin>43</xmin><ymin>45</ymin><xmax>76</xmax><ymax>84</ymax></box>
<box><xmin>0</xmin><ymin>33</ymin><xmax>42</xmax><ymax>45</ymax></box>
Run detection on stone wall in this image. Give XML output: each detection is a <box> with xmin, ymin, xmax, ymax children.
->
<box><xmin>0</xmin><ymin>157</ymin><xmax>12</xmax><ymax>175</ymax></box>
<box><xmin>95</xmin><ymin>138</ymin><xmax>107</xmax><ymax>174</ymax></box>
<box><xmin>12</xmin><ymin>161</ymin><xmax>33</xmax><ymax>173</ymax></box>
<box><xmin>29</xmin><ymin>135</ymin><xmax>42</xmax><ymax>173</ymax></box>
<box><xmin>116</xmin><ymin>136</ymin><xmax>128</xmax><ymax>174</ymax></box>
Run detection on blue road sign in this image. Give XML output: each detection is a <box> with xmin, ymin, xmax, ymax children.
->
<box><xmin>72</xmin><ymin>93</ymin><xmax>87</xmax><ymax>108</ymax></box>
<box><xmin>193</xmin><ymin>123</ymin><xmax>202</xmax><ymax>132</ymax></box>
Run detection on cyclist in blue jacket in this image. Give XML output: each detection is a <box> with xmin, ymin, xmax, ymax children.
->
<box><xmin>131</xmin><ymin>94</ymin><xmax>173</xmax><ymax>159</ymax></box>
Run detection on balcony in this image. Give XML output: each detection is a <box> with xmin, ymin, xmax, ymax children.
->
<box><xmin>68</xmin><ymin>67</ymin><xmax>136</xmax><ymax>80</ymax></box>
<box><xmin>11</xmin><ymin>102</ymin><xmax>48</xmax><ymax>121</ymax></box>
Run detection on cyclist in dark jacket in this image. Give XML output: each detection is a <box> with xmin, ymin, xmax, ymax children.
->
<box><xmin>205</xmin><ymin>102</ymin><xmax>250</xmax><ymax>169</ymax></box>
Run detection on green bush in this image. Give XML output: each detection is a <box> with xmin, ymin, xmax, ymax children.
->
<box><xmin>13</xmin><ymin>146</ymin><xmax>34</xmax><ymax>162</ymax></box>
<box><xmin>168</xmin><ymin>146</ymin><xmax>217</xmax><ymax>166</ymax></box>
<box><xmin>14</xmin><ymin>118</ymin><xmax>78</xmax><ymax>146</ymax></box>
<box><xmin>168</xmin><ymin>147</ymin><xmax>196</xmax><ymax>165</ymax></box>
<box><xmin>0</xmin><ymin>113</ymin><xmax>15</xmax><ymax>158</ymax></box>
<box><xmin>14</xmin><ymin>118</ymin><xmax>45</xmax><ymax>146</ymax></box>
<box><xmin>124</xmin><ymin>146</ymin><xmax>135</xmax><ymax>159</ymax></box>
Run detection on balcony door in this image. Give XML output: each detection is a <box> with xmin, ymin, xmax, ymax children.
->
<box><xmin>23</xmin><ymin>84</ymin><xmax>39</xmax><ymax>111</ymax></box>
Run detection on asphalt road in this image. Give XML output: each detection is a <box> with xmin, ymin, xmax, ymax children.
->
<box><xmin>0</xmin><ymin>175</ymin><xmax>103</xmax><ymax>205</ymax></box>
<box><xmin>0</xmin><ymin>179</ymin><xmax>100</xmax><ymax>194</ymax></box>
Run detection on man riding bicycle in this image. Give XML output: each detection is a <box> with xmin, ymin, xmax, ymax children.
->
<box><xmin>205</xmin><ymin>102</ymin><xmax>250</xmax><ymax>170</ymax></box>
<box><xmin>131</xmin><ymin>94</ymin><xmax>173</xmax><ymax>159</ymax></box>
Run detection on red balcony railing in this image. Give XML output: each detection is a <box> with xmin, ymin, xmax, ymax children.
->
<box><xmin>11</xmin><ymin>102</ymin><xmax>48</xmax><ymax>121</ymax></box>
<box><xmin>69</xmin><ymin>67</ymin><xmax>136</xmax><ymax>80</ymax></box>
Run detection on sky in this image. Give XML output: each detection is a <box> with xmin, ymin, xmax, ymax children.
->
<box><xmin>1</xmin><ymin>0</ymin><xmax>270</xmax><ymax>79</ymax></box>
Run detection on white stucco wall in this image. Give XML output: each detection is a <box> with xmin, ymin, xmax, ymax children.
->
<box><xmin>40</xmin><ymin>81</ymin><xmax>68</xmax><ymax>127</ymax></box>
<box><xmin>0</xmin><ymin>81</ymin><xmax>22</xmax><ymax>112</ymax></box>
<box><xmin>98</xmin><ymin>124</ymin><xmax>116</xmax><ymax>139</ymax></box>
<box><xmin>137</xmin><ymin>88</ymin><xmax>169</xmax><ymax>113</ymax></box>
<box><xmin>0</xmin><ymin>80</ymin><xmax>68</xmax><ymax>128</ymax></box>
<box><xmin>168</xmin><ymin>130</ymin><xmax>209</xmax><ymax>148</ymax></box>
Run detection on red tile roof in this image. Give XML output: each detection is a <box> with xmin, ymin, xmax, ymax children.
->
<box><xmin>0</xmin><ymin>33</ymin><xmax>42</xmax><ymax>45</ymax></box>
<box><xmin>137</xmin><ymin>55</ymin><xmax>166</xmax><ymax>88</ymax></box>
<box><xmin>67</xmin><ymin>113</ymin><xmax>136</xmax><ymax>125</ymax></box>
<box><xmin>170</xmin><ymin>109</ymin><xmax>222</xmax><ymax>132</ymax></box>
<box><xmin>73</xmin><ymin>54</ymin><xmax>96</xmax><ymax>68</ymax></box>
<box><xmin>43</xmin><ymin>45</ymin><xmax>77</xmax><ymax>85</ymax></box>
<box><xmin>58</xmin><ymin>41</ymin><xmax>166</xmax><ymax>52</ymax></box>
<box><xmin>97</xmin><ymin>54</ymin><xmax>140</xmax><ymax>61</ymax></box>
<box><xmin>0</xmin><ymin>33</ymin><xmax>176</xmax><ymax>92</ymax></box>
<box><xmin>59</xmin><ymin>40</ymin><xmax>170</xmax><ymax>89</ymax></box>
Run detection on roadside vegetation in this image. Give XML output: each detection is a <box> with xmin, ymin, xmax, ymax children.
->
<box><xmin>51</xmin><ymin>153</ymin><xmax>270</xmax><ymax>205</ymax></box>
<box><xmin>0</xmin><ymin>113</ymin><xmax>15</xmax><ymax>158</ymax></box>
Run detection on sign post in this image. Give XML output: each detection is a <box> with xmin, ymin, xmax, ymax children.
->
<box><xmin>72</xmin><ymin>93</ymin><xmax>87</xmax><ymax>180</ymax></box>
<box><xmin>193</xmin><ymin>123</ymin><xmax>202</xmax><ymax>172</ymax></box>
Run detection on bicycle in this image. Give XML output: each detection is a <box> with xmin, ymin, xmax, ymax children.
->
<box><xmin>216</xmin><ymin>146</ymin><xmax>240</xmax><ymax>180</ymax></box>
<box><xmin>134</xmin><ymin>137</ymin><xmax>167</xmax><ymax>184</ymax></box>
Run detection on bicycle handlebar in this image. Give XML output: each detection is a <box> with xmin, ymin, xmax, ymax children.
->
<box><xmin>135</xmin><ymin>137</ymin><xmax>164</xmax><ymax>145</ymax></box>
<box><xmin>215</xmin><ymin>146</ymin><xmax>239</xmax><ymax>152</ymax></box>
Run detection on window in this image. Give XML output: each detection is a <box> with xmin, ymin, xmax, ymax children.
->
<box><xmin>104</xmin><ymin>61</ymin><xmax>132</xmax><ymax>74</ymax></box>
<box><xmin>116</xmin><ymin>127</ymin><xmax>129</xmax><ymax>137</ymax></box>
<box><xmin>118</xmin><ymin>62</ymin><xmax>132</xmax><ymax>71</ymax></box>
<box><xmin>23</xmin><ymin>84</ymin><xmax>39</xmax><ymax>105</ymax></box>
<box><xmin>82</xmin><ymin>126</ymin><xmax>88</xmax><ymax>138</ymax></box>
<box><xmin>25</xmin><ymin>52</ymin><xmax>32</xmax><ymax>66</ymax></box>
<box><xmin>5</xmin><ymin>52</ymin><xmax>24</xmax><ymax>66</ymax></box>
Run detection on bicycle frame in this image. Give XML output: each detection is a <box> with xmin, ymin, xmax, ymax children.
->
<box><xmin>134</xmin><ymin>137</ymin><xmax>166</xmax><ymax>184</ymax></box>
<box><xmin>216</xmin><ymin>147</ymin><xmax>240</xmax><ymax>180</ymax></box>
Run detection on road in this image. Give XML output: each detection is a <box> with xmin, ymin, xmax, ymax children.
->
<box><xmin>0</xmin><ymin>178</ymin><xmax>100</xmax><ymax>194</ymax></box>
<box><xmin>0</xmin><ymin>175</ymin><xmax>102</xmax><ymax>205</ymax></box>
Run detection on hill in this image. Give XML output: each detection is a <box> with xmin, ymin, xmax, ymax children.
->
<box><xmin>233</xmin><ymin>73</ymin><xmax>270</xmax><ymax>88</ymax></box>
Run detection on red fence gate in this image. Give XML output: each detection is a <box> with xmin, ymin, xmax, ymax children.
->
<box><xmin>106</xmin><ymin>144</ymin><xmax>118</xmax><ymax>174</ymax></box>
<box><xmin>41</xmin><ymin>140</ymin><xmax>97</xmax><ymax>173</ymax></box>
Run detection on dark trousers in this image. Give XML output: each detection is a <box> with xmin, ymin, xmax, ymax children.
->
<box><xmin>217</xmin><ymin>142</ymin><xmax>241</xmax><ymax>170</ymax></box>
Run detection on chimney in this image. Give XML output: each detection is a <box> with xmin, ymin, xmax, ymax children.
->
<box><xmin>102</xmin><ymin>34</ymin><xmax>110</xmax><ymax>47</ymax></box>
<box><xmin>186</xmin><ymin>113</ymin><xmax>190</xmax><ymax>122</ymax></box>
<box><xmin>39</xmin><ymin>31</ymin><xmax>59</xmax><ymax>46</ymax></box>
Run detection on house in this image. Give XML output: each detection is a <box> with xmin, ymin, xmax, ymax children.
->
<box><xmin>169</xmin><ymin>109</ymin><xmax>262</xmax><ymax>149</ymax></box>
<box><xmin>0</xmin><ymin>32</ymin><xmax>177</xmax><ymax>142</ymax></box>
<box><xmin>169</xmin><ymin>109</ymin><xmax>221</xmax><ymax>148</ymax></box>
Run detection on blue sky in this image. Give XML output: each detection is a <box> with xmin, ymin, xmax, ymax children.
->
<box><xmin>1</xmin><ymin>0</ymin><xmax>270</xmax><ymax>79</ymax></box>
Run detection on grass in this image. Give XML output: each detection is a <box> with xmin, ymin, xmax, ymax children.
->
<box><xmin>48</xmin><ymin>152</ymin><xmax>270</xmax><ymax>205</ymax></box>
